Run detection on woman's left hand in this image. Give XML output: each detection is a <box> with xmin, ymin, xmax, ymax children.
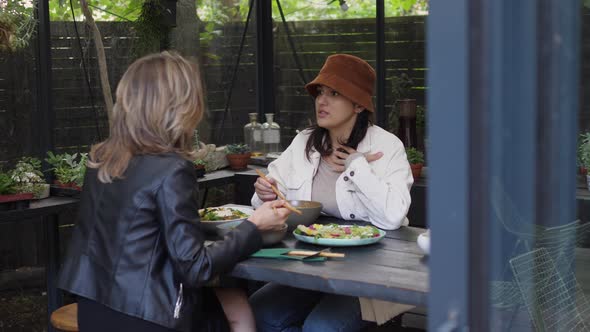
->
<box><xmin>324</xmin><ymin>146</ymin><xmax>351</xmax><ymax>172</ymax></box>
<box><xmin>325</xmin><ymin>146</ymin><xmax>383</xmax><ymax>172</ymax></box>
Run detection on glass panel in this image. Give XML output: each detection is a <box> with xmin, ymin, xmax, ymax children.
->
<box><xmin>484</xmin><ymin>2</ymin><xmax>583</xmax><ymax>331</ymax></box>
<box><xmin>197</xmin><ymin>0</ymin><xmax>257</xmax><ymax>146</ymax></box>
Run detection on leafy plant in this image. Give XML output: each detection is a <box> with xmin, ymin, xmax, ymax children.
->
<box><xmin>132</xmin><ymin>0</ymin><xmax>172</xmax><ymax>58</ymax></box>
<box><xmin>406</xmin><ymin>147</ymin><xmax>424</xmax><ymax>165</ymax></box>
<box><xmin>11</xmin><ymin>157</ymin><xmax>44</xmax><ymax>184</ymax></box>
<box><xmin>416</xmin><ymin>105</ymin><xmax>426</xmax><ymax>131</ymax></box>
<box><xmin>0</xmin><ymin>171</ymin><xmax>16</xmax><ymax>195</ymax></box>
<box><xmin>45</xmin><ymin>152</ymin><xmax>88</xmax><ymax>186</ymax></box>
<box><xmin>0</xmin><ymin>1</ymin><xmax>37</xmax><ymax>52</ymax></box>
<box><xmin>390</xmin><ymin>73</ymin><xmax>414</xmax><ymax>101</ymax></box>
<box><xmin>225</xmin><ymin>143</ymin><xmax>250</xmax><ymax>155</ymax></box>
<box><xmin>578</xmin><ymin>132</ymin><xmax>590</xmax><ymax>170</ymax></box>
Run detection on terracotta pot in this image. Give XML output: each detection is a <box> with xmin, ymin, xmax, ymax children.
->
<box><xmin>0</xmin><ymin>192</ymin><xmax>34</xmax><ymax>203</ymax></box>
<box><xmin>397</xmin><ymin>99</ymin><xmax>417</xmax><ymax>118</ymax></box>
<box><xmin>195</xmin><ymin>165</ymin><xmax>206</xmax><ymax>178</ymax></box>
<box><xmin>226</xmin><ymin>153</ymin><xmax>251</xmax><ymax>170</ymax></box>
<box><xmin>410</xmin><ymin>163</ymin><xmax>423</xmax><ymax>179</ymax></box>
<box><xmin>54</xmin><ymin>180</ymin><xmax>81</xmax><ymax>191</ymax></box>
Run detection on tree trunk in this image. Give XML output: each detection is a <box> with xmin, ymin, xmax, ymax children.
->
<box><xmin>79</xmin><ymin>0</ymin><xmax>114</xmax><ymax>127</ymax></box>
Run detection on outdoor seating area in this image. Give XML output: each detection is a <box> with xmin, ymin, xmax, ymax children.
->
<box><xmin>1</xmin><ymin>0</ymin><xmax>589</xmax><ymax>331</ymax></box>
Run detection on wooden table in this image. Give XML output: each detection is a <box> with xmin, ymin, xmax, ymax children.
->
<box><xmin>229</xmin><ymin>216</ymin><xmax>429</xmax><ymax>306</ymax></box>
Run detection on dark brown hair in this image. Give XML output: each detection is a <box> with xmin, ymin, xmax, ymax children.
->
<box><xmin>304</xmin><ymin>110</ymin><xmax>373</xmax><ymax>160</ymax></box>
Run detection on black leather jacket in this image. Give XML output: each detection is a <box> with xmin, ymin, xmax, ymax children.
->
<box><xmin>58</xmin><ymin>154</ymin><xmax>262</xmax><ymax>332</ymax></box>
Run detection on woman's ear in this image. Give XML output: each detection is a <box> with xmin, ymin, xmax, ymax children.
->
<box><xmin>353</xmin><ymin>104</ymin><xmax>364</xmax><ymax>113</ymax></box>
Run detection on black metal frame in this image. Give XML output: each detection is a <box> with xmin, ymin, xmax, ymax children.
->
<box><xmin>35</xmin><ymin>0</ymin><xmax>54</xmax><ymax>178</ymax></box>
<box><xmin>376</xmin><ymin>0</ymin><xmax>386</xmax><ymax>126</ymax></box>
<box><xmin>467</xmin><ymin>0</ymin><xmax>490</xmax><ymax>329</ymax></box>
<box><xmin>256</xmin><ymin>0</ymin><xmax>274</xmax><ymax>121</ymax></box>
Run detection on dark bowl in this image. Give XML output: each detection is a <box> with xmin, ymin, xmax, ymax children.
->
<box><xmin>260</xmin><ymin>223</ymin><xmax>288</xmax><ymax>246</ymax></box>
<box><xmin>285</xmin><ymin>200</ymin><xmax>323</xmax><ymax>230</ymax></box>
<box><xmin>216</xmin><ymin>221</ymin><xmax>288</xmax><ymax>246</ymax></box>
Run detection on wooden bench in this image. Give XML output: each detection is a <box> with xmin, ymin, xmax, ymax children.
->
<box><xmin>50</xmin><ymin>303</ymin><xmax>78</xmax><ymax>332</ymax></box>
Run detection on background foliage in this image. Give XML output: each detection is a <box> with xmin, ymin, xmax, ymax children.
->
<box><xmin>43</xmin><ymin>0</ymin><xmax>428</xmax><ymax>23</ymax></box>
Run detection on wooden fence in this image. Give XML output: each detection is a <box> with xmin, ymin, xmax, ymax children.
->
<box><xmin>0</xmin><ymin>16</ymin><xmax>427</xmax><ymax>170</ymax></box>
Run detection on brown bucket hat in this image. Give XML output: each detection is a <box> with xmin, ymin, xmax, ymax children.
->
<box><xmin>305</xmin><ymin>54</ymin><xmax>376</xmax><ymax>112</ymax></box>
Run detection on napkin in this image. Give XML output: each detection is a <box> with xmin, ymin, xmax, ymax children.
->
<box><xmin>359</xmin><ymin>298</ymin><xmax>415</xmax><ymax>325</ymax></box>
<box><xmin>251</xmin><ymin>248</ymin><xmax>327</xmax><ymax>262</ymax></box>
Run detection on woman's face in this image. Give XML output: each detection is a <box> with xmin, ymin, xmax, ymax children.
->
<box><xmin>315</xmin><ymin>85</ymin><xmax>363</xmax><ymax>131</ymax></box>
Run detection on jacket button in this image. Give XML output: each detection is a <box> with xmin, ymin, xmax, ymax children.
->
<box><xmin>350</xmin><ymin>214</ymin><xmax>355</xmax><ymax>219</ymax></box>
<box><xmin>343</xmin><ymin>176</ymin><xmax>349</xmax><ymax>181</ymax></box>
<box><xmin>350</xmin><ymin>171</ymin><xmax>355</xmax><ymax>176</ymax></box>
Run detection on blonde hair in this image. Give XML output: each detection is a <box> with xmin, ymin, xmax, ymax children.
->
<box><xmin>89</xmin><ymin>51</ymin><xmax>204</xmax><ymax>183</ymax></box>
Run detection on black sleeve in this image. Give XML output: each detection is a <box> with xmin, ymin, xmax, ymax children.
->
<box><xmin>156</xmin><ymin>162</ymin><xmax>262</xmax><ymax>287</ymax></box>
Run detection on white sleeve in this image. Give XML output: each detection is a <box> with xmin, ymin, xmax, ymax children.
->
<box><xmin>343</xmin><ymin>145</ymin><xmax>413</xmax><ymax>230</ymax></box>
<box><xmin>250</xmin><ymin>143</ymin><xmax>295</xmax><ymax>208</ymax></box>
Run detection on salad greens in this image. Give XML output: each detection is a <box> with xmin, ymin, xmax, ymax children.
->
<box><xmin>295</xmin><ymin>224</ymin><xmax>381</xmax><ymax>240</ymax></box>
<box><xmin>199</xmin><ymin>207</ymin><xmax>249</xmax><ymax>221</ymax></box>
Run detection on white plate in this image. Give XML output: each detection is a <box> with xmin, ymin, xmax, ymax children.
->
<box><xmin>199</xmin><ymin>206</ymin><xmax>254</xmax><ymax>233</ymax></box>
<box><xmin>293</xmin><ymin>225</ymin><xmax>386</xmax><ymax>247</ymax></box>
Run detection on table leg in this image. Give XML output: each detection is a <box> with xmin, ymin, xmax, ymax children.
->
<box><xmin>234</xmin><ymin>174</ymin><xmax>256</xmax><ymax>205</ymax></box>
<box><xmin>44</xmin><ymin>214</ymin><xmax>62</xmax><ymax>332</ymax></box>
<box><xmin>201</xmin><ymin>187</ymin><xmax>209</xmax><ymax>208</ymax></box>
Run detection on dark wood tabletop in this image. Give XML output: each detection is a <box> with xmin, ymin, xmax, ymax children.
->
<box><xmin>229</xmin><ymin>217</ymin><xmax>429</xmax><ymax>306</ymax></box>
<box><xmin>0</xmin><ymin>196</ymin><xmax>79</xmax><ymax>224</ymax></box>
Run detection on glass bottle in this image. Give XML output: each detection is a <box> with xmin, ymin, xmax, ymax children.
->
<box><xmin>244</xmin><ymin>113</ymin><xmax>264</xmax><ymax>156</ymax></box>
<box><xmin>262</xmin><ymin>113</ymin><xmax>281</xmax><ymax>157</ymax></box>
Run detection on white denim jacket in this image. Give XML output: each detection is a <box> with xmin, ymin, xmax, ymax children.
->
<box><xmin>251</xmin><ymin>125</ymin><xmax>413</xmax><ymax>230</ymax></box>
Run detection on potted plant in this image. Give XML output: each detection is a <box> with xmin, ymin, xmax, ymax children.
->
<box><xmin>391</xmin><ymin>73</ymin><xmax>415</xmax><ymax>118</ymax></box>
<box><xmin>406</xmin><ymin>147</ymin><xmax>425</xmax><ymax>179</ymax></box>
<box><xmin>193</xmin><ymin>159</ymin><xmax>206</xmax><ymax>178</ymax></box>
<box><xmin>46</xmin><ymin>152</ymin><xmax>88</xmax><ymax>191</ymax></box>
<box><xmin>389</xmin><ymin>73</ymin><xmax>419</xmax><ymax>148</ymax></box>
<box><xmin>0</xmin><ymin>170</ymin><xmax>33</xmax><ymax>205</ymax></box>
<box><xmin>225</xmin><ymin>143</ymin><xmax>251</xmax><ymax>170</ymax></box>
<box><xmin>11</xmin><ymin>157</ymin><xmax>50</xmax><ymax>199</ymax></box>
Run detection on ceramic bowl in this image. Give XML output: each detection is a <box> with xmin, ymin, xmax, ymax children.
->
<box><xmin>200</xmin><ymin>206</ymin><xmax>254</xmax><ymax>233</ymax></box>
<box><xmin>285</xmin><ymin>200</ymin><xmax>323</xmax><ymax>230</ymax></box>
<box><xmin>216</xmin><ymin>221</ymin><xmax>288</xmax><ymax>246</ymax></box>
<box><xmin>417</xmin><ymin>231</ymin><xmax>430</xmax><ymax>255</ymax></box>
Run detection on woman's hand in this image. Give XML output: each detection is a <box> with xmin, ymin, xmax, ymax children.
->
<box><xmin>254</xmin><ymin>176</ymin><xmax>278</xmax><ymax>202</ymax></box>
<box><xmin>248</xmin><ymin>200</ymin><xmax>291</xmax><ymax>231</ymax></box>
<box><xmin>324</xmin><ymin>146</ymin><xmax>384</xmax><ymax>172</ymax></box>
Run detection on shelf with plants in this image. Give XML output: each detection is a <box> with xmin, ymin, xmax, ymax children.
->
<box><xmin>0</xmin><ymin>156</ymin><xmax>50</xmax><ymax>210</ymax></box>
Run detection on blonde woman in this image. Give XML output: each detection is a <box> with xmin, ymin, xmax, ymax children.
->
<box><xmin>58</xmin><ymin>51</ymin><xmax>290</xmax><ymax>332</ymax></box>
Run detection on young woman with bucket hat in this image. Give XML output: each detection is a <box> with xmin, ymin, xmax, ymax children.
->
<box><xmin>250</xmin><ymin>54</ymin><xmax>414</xmax><ymax>332</ymax></box>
